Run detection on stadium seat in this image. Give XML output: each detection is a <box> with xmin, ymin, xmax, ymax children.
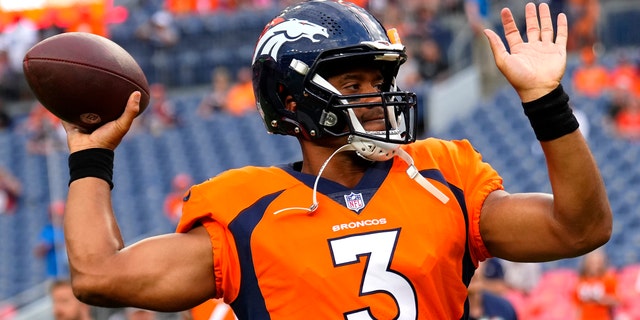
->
<box><xmin>524</xmin><ymin>268</ymin><xmax>579</xmax><ymax>319</ymax></box>
<box><xmin>614</xmin><ymin>264</ymin><xmax>640</xmax><ymax>319</ymax></box>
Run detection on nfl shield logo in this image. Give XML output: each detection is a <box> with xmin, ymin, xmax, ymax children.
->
<box><xmin>344</xmin><ymin>192</ymin><xmax>365</xmax><ymax>212</ymax></box>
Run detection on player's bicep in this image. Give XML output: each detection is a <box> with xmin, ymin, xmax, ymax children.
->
<box><xmin>111</xmin><ymin>226</ymin><xmax>215</xmax><ymax>311</ymax></box>
<box><xmin>479</xmin><ymin>190</ymin><xmax>571</xmax><ymax>262</ymax></box>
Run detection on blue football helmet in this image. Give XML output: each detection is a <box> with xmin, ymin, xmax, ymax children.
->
<box><xmin>252</xmin><ymin>0</ymin><xmax>418</xmax><ymax>160</ymax></box>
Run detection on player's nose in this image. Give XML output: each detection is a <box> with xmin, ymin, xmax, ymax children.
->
<box><xmin>359</xmin><ymin>85</ymin><xmax>383</xmax><ymax>105</ymax></box>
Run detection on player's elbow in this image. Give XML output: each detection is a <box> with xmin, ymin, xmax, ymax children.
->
<box><xmin>569</xmin><ymin>227</ymin><xmax>611</xmax><ymax>257</ymax></box>
<box><xmin>562</xmin><ymin>208</ymin><xmax>612</xmax><ymax>256</ymax></box>
<box><xmin>69</xmin><ymin>270</ymin><xmax>121</xmax><ymax>307</ymax></box>
<box><xmin>69</xmin><ymin>276</ymin><xmax>100</xmax><ymax>305</ymax></box>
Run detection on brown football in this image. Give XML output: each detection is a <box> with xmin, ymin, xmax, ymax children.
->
<box><xmin>23</xmin><ymin>32</ymin><xmax>150</xmax><ymax>132</ymax></box>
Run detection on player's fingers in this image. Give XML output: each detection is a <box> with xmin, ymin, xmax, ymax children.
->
<box><xmin>61</xmin><ymin>120</ymin><xmax>88</xmax><ymax>136</ymax></box>
<box><xmin>524</xmin><ymin>2</ymin><xmax>540</xmax><ymax>42</ymax></box>
<box><xmin>555</xmin><ymin>13</ymin><xmax>568</xmax><ymax>48</ymax></box>
<box><xmin>60</xmin><ymin>120</ymin><xmax>91</xmax><ymax>151</ymax></box>
<box><xmin>500</xmin><ymin>7</ymin><xmax>523</xmax><ymax>49</ymax></box>
<box><xmin>61</xmin><ymin>120</ymin><xmax>75</xmax><ymax>133</ymax></box>
<box><xmin>538</xmin><ymin>2</ymin><xmax>554</xmax><ymax>43</ymax></box>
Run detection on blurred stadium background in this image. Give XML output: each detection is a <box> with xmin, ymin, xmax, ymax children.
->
<box><xmin>0</xmin><ymin>0</ymin><xmax>639</xmax><ymax>319</ymax></box>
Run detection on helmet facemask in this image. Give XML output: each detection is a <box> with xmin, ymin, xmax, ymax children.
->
<box><xmin>294</xmin><ymin>45</ymin><xmax>419</xmax><ymax>161</ymax></box>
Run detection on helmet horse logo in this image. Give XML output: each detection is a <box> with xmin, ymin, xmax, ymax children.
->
<box><xmin>253</xmin><ymin>18</ymin><xmax>329</xmax><ymax>62</ymax></box>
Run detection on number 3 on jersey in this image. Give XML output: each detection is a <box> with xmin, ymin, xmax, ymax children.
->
<box><xmin>328</xmin><ymin>229</ymin><xmax>418</xmax><ymax>320</ymax></box>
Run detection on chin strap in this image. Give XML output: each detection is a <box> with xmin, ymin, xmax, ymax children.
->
<box><xmin>352</xmin><ymin>135</ymin><xmax>449</xmax><ymax>204</ymax></box>
<box><xmin>273</xmin><ymin>142</ymin><xmax>448</xmax><ymax>215</ymax></box>
<box><xmin>273</xmin><ymin>144</ymin><xmax>356</xmax><ymax>215</ymax></box>
<box><xmin>395</xmin><ymin>148</ymin><xmax>449</xmax><ymax>204</ymax></box>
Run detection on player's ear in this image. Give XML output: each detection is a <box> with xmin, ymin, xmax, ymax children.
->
<box><xmin>284</xmin><ymin>95</ymin><xmax>296</xmax><ymax>112</ymax></box>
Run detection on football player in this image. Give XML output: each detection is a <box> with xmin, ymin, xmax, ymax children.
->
<box><xmin>61</xmin><ymin>1</ymin><xmax>611</xmax><ymax>319</ymax></box>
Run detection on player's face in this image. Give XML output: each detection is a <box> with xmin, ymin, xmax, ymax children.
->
<box><xmin>51</xmin><ymin>285</ymin><xmax>90</xmax><ymax>320</ymax></box>
<box><xmin>326</xmin><ymin>68</ymin><xmax>387</xmax><ymax>132</ymax></box>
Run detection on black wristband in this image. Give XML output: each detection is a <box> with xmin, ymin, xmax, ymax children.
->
<box><xmin>522</xmin><ymin>84</ymin><xmax>579</xmax><ymax>141</ymax></box>
<box><xmin>68</xmin><ymin>148</ymin><xmax>114</xmax><ymax>189</ymax></box>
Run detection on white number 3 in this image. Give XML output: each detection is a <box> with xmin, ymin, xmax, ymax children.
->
<box><xmin>329</xmin><ymin>229</ymin><xmax>418</xmax><ymax>320</ymax></box>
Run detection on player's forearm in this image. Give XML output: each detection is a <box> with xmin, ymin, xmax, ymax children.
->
<box><xmin>517</xmin><ymin>83</ymin><xmax>611</xmax><ymax>251</ymax></box>
<box><xmin>64</xmin><ymin>177</ymin><xmax>126</xmax><ymax>304</ymax></box>
<box><xmin>540</xmin><ymin>131</ymin><xmax>612</xmax><ymax>250</ymax></box>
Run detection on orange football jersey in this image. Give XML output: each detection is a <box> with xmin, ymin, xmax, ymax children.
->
<box><xmin>176</xmin><ymin>138</ymin><xmax>503</xmax><ymax>319</ymax></box>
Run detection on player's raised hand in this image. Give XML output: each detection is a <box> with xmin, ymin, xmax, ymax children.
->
<box><xmin>484</xmin><ymin>2</ymin><xmax>567</xmax><ymax>102</ymax></box>
<box><xmin>62</xmin><ymin>92</ymin><xmax>141</xmax><ymax>153</ymax></box>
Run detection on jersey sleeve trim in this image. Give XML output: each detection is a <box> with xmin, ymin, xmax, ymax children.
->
<box><xmin>468</xmin><ymin>178</ymin><xmax>504</xmax><ymax>263</ymax></box>
<box><xmin>201</xmin><ymin>218</ymin><xmax>226</xmax><ymax>299</ymax></box>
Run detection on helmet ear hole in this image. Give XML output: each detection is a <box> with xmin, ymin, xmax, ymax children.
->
<box><xmin>277</xmin><ymin>85</ymin><xmax>296</xmax><ymax>112</ymax></box>
<box><xmin>283</xmin><ymin>95</ymin><xmax>294</xmax><ymax>112</ymax></box>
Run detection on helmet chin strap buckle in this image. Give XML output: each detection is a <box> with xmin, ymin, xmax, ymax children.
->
<box><xmin>349</xmin><ymin>135</ymin><xmax>398</xmax><ymax>162</ymax></box>
<box><xmin>347</xmin><ymin>136</ymin><xmax>448</xmax><ymax>204</ymax></box>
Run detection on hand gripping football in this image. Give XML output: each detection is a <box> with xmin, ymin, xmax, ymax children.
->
<box><xmin>23</xmin><ymin>32</ymin><xmax>150</xmax><ymax>132</ymax></box>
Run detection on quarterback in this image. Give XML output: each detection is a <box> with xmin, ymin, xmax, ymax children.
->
<box><xmin>61</xmin><ymin>1</ymin><xmax>611</xmax><ymax>319</ymax></box>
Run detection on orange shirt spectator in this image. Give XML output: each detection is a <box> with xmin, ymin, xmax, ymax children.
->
<box><xmin>166</xmin><ymin>0</ymin><xmax>198</xmax><ymax>15</ymax></box>
<box><xmin>225</xmin><ymin>67</ymin><xmax>256</xmax><ymax>116</ymax></box>
<box><xmin>609</xmin><ymin>54</ymin><xmax>640</xmax><ymax>98</ymax></box>
<box><xmin>613</xmin><ymin>96</ymin><xmax>640</xmax><ymax>140</ymax></box>
<box><xmin>608</xmin><ymin>54</ymin><xmax>640</xmax><ymax>127</ymax></box>
<box><xmin>572</xmin><ymin>48</ymin><xmax>609</xmax><ymax>98</ymax></box>
<box><xmin>575</xmin><ymin>272</ymin><xmax>618</xmax><ymax>320</ymax></box>
<box><xmin>567</xmin><ymin>0</ymin><xmax>600</xmax><ymax>52</ymax></box>
<box><xmin>574</xmin><ymin>249</ymin><xmax>619</xmax><ymax>320</ymax></box>
<box><xmin>163</xmin><ymin>173</ymin><xmax>193</xmax><ymax>226</ymax></box>
<box><xmin>166</xmin><ymin>0</ymin><xmax>225</xmax><ymax>15</ymax></box>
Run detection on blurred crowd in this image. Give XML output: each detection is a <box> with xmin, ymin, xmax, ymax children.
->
<box><xmin>570</xmin><ymin>47</ymin><xmax>640</xmax><ymax>142</ymax></box>
<box><xmin>0</xmin><ymin>0</ymin><xmax>620</xmax><ymax>138</ymax></box>
<box><xmin>471</xmin><ymin>248</ymin><xmax>640</xmax><ymax>320</ymax></box>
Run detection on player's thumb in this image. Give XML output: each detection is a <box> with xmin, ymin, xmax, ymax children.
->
<box><xmin>124</xmin><ymin>91</ymin><xmax>141</xmax><ymax>120</ymax></box>
<box><xmin>89</xmin><ymin>91</ymin><xmax>141</xmax><ymax>151</ymax></box>
<box><xmin>115</xmin><ymin>91</ymin><xmax>141</xmax><ymax>129</ymax></box>
<box><xmin>483</xmin><ymin>29</ymin><xmax>508</xmax><ymax>71</ymax></box>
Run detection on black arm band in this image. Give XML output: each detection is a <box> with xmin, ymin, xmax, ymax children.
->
<box><xmin>522</xmin><ymin>84</ymin><xmax>579</xmax><ymax>141</ymax></box>
<box><xmin>68</xmin><ymin>148</ymin><xmax>114</xmax><ymax>190</ymax></box>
